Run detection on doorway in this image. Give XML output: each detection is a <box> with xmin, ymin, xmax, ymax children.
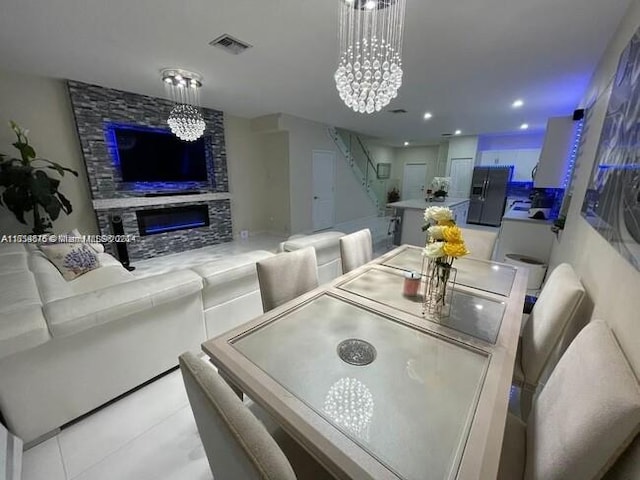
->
<box><xmin>449</xmin><ymin>158</ymin><xmax>474</xmax><ymax>198</ymax></box>
<box><xmin>402</xmin><ymin>163</ymin><xmax>427</xmax><ymax>200</ymax></box>
<box><xmin>312</xmin><ymin>150</ymin><xmax>336</xmax><ymax>231</ymax></box>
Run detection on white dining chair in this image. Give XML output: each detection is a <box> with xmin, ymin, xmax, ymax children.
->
<box><xmin>459</xmin><ymin>227</ymin><xmax>498</xmax><ymax>261</ymax></box>
<box><xmin>512</xmin><ymin>262</ymin><xmax>585</xmax><ymax>416</ymax></box>
<box><xmin>339</xmin><ymin>228</ymin><xmax>373</xmax><ymax>273</ymax></box>
<box><xmin>498</xmin><ymin>320</ymin><xmax>640</xmax><ymax>480</ymax></box>
<box><xmin>256</xmin><ymin>247</ymin><xmax>319</xmax><ymax>312</ymax></box>
<box><xmin>179</xmin><ymin>352</ymin><xmax>333</xmax><ymax>480</ymax></box>
<box><xmin>512</xmin><ymin>263</ymin><xmax>585</xmax><ymax>416</ymax></box>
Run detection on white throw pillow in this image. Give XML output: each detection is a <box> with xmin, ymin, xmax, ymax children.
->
<box><xmin>39</xmin><ymin>243</ymin><xmax>102</xmax><ymax>281</ymax></box>
<box><xmin>66</xmin><ymin>228</ymin><xmax>105</xmax><ymax>253</ymax></box>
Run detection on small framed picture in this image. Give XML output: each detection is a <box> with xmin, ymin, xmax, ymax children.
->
<box><xmin>376</xmin><ymin>163</ymin><xmax>391</xmax><ymax>179</ymax></box>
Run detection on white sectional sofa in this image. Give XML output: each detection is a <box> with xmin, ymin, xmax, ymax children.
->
<box><xmin>0</xmin><ymin>243</ymin><xmax>206</xmax><ymax>443</ymax></box>
<box><xmin>191</xmin><ymin>250</ymin><xmax>274</xmax><ymax>338</ymax></box>
<box><xmin>278</xmin><ymin>231</ymin><xmax>345</xmax><ymax>284</ymax></box>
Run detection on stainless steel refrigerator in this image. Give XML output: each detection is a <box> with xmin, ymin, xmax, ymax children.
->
<box><xmin>467</xmin><ymin>166</ymin><xmax>512</xmax><ymax>226</ymax></box>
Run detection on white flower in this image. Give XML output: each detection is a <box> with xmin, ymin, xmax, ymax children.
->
<box><xmin>423</xmin><ymin>241</ymin><xmax>445</xmax><ymax>258</ymax></box>
<box><xmin>431</xmin><ymin>177</ymin><xmax>451</xmax><ymax>191</ymax></box>
<box><xmin>427</xmin><ymin>225</ymin><xmax>445</xmax><ymax>240</ymax></box>
<box><xmin>424</xmin><ymin>206</ymin><xmax>453</xmax><ymax>223</ymax></box>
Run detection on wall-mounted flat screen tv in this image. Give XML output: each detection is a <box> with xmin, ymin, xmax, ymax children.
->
<box><xmin>112</xmin><ymin>125</ymin><xmax>208</xmax><ymax>183</ymax></box>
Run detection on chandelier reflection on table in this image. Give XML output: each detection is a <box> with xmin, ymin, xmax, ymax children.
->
<box><xmin>334</xmin><ymin>0</ymin><xmax>407</xmax><ymax>114</ymax></box>
<box><xmin>162</xmin><ymin>69</ymin><xmax>206</xmax><ymax>142</ymax></box>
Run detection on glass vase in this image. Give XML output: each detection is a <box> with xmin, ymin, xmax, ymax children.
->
<box><xmin>422</xmin><ymin>258</ymin><xmax>457</xmax><ymax>319</ymax></box>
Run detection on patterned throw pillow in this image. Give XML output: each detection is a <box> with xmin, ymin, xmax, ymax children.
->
<box><xmin>39</xmin><ymin>243</ymin><xmax>102</xmax><ymax>280</ymax></box>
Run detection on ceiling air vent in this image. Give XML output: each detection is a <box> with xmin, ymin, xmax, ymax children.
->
<box><xmin>209</xmin><ymin>34</ymin><xmax>252</xmax><ymax>55</ymax></box>
<box><xmin>388</xmin><ymin>108</ymin><xmax>407</xmax><ymax>114</ymax></box>
<box><xmin>441</xmin><ymin>133</ymin><xmax>453</xmax><ymax>137</ymax></box>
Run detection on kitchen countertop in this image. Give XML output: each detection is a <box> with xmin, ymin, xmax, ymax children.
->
<box><xmin>387</xmin><ymin>197</ymin><xmax>470</xmax><ymax>210</ymax></box>
<box><xmin>502</xmin><ymin>203</ymin><xmax>554</xmax><ymax>224</ymax></box>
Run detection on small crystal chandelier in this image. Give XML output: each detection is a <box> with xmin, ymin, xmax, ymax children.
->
<box><xmin>161</xmin><ymin>69</ymin><xmax>206</xmax><ymax>141</ymax></box>
<box><xmin>334</xmin><ymin>0</ymin><xmax>407</xmax><ymax>114</ymax></box>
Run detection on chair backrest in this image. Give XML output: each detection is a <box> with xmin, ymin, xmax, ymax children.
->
<box><xmin>256</xmin><ymin>247</ymin><xmax>319</xmax><ymax>312</ymax></box>
<box><xmin>525</xmin><ymin>320</ymin><xmax>640</xmax><ymax>480</ymax></box>
<box><xmin>179</xmin><ymin>352</ymin><xmax>297</xmax><ymax>480</ymax></box>
<box><xmin>339</xmin><ymin>229</ymin><xmax>373</xmax><ymax>273</ymax></box>
<box><xmin>459</xmin><ymin>228</ymin><xmax>498</xmax><ymax>261</ymax></box>
<box><xmin>520</xmin><ymin>263</ymin><xmax>585</xmax><ymax>386</ymax></box>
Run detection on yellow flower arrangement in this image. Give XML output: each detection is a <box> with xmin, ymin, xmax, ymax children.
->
<box><xmin>423</xmin><ymin>207</ymin><xmax>469</xmax><ymax>261</ymax></box>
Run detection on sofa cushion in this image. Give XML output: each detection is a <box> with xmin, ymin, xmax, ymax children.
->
<box><xmin>0</xmin><ymin>306</ymin><xmax>50</xmax><ymax>359</ymax></box>
<box><xmin>0</xmin><ymin>271</ymin><xmax>41</xmax><ymax>314</ymax></box>
<box><xmin>0</xmin><ymin>253</ymin><xmax>29</xmax><ymax>274</ymax></box>
<box><xmin>39</xmin><ymin>243</ymin><xmax>101</xmax><ymax>280</ymax></box>
<box><xmin>192</xmin><ymin>250</ymin><xmax>274</xmax><ymax>310</ymax></box>
<box><xmin>0</xmin><ymin>243</ymin><xmax>27</xmax><ymax>256</ymax></box>
<box><xmin>282</xmin><ymin>231</ymin><xmax>344</xmax><ymax>266</ymax></box>
<box><xmin>68</xmin><ymin>265</ymin><xmax>136</xmax><ymax>295</ymax></box>
<box><xmin>44</xmin><ymin>269</ymin><xmax>203</xmax><ymax>337</ymax></box>
<box><xmin>28</xmin><ymin>252</ymin><xmax>74</xmax><ymax>302</ymax></box>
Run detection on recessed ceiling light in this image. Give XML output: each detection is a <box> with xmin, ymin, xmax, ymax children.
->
<box><xmin>454</xmin><ymin>130</ymin><xmax>462</xmax><ymax>135</ymax></box>
<box><xmin>404</xmin><ymin>141</ymin><xmax>410</xmax><ymax>146</ymax></box>
<box><xmin>423</xmin><ymin>112</ymin><xmax>433</xmax><ymax>120</ymax></box>
<box><xmin>512</xmin><ymin>99</ymin><xmax>524</xmax><ymax>108</ymax></box>
<box><xmin>520</xmin><ymin>123</ymin><xmax>529</xmax><ymax>130</ymax></box>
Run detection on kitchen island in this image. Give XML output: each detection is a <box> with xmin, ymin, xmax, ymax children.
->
<box><xmin>388</xmin><ymin>198</ymin><xmax>470</xmax><ymax>246</ymax></box>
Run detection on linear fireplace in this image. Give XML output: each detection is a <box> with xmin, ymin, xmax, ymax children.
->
<box><xmin>136</xmin><ymin>205</ymin><xmax>210</xmax><ymax>236</ymax></box>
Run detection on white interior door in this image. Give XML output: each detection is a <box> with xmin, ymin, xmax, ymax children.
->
<box><xmin>402</xmin><ymin>163</ymin><xmax>427</xmax><ymax>200</ymax></box>
<box><xmin>449</xmin><ymin>158</ymin><xmax>474</xmax><ymax>198</ymax></box>
<box><xmin>312</xmin><ymin>150</ymin><xmax>336</xmax><ymax>231</ymax></box>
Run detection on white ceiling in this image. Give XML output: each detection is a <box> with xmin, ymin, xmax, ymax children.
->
<box><xmin>0</xmin><ymin>0</ymin><xmax>631</xmax><ymax>144</ymax></box>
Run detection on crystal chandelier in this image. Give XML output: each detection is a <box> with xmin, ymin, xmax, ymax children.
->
<box><xmin>334</xmin><ymin>0</ymin><xmax>407</xmax><ymax>114</ymax></box>
<box><xmin>162</xmin><ymin>69</ymin><xmax>206</xmax><ymax>141</ymax></box>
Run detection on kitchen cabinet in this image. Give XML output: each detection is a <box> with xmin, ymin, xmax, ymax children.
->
<box><xmin>478</xmin><ymin>149</ymin><xmax>540</xmax><ymax>182</ymax></box>
<box><xmin>451</xmin><ymin>201</ymin><xmax>469</xmax><ymax>225</ymax></box>
<box><xmin>535</xmin><ymin>117</ymin><xmax>577</xmax><ymax>188</ymax></box>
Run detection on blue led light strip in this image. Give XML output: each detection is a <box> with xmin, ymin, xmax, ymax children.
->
<box><xmin>146</xmin><ymin>221</ymin><xmax>206</xmax><ymax>234</ymax></box>
<box><xmin>562</xmin><ymin>118</ymin><xmax>585</xmax><ymax>189</ymax></box>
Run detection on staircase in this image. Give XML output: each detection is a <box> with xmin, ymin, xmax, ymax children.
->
<box><xmin>328</xmin><ymin>127</ymin><xmax>387</xmax><ymax>215</ymax></box>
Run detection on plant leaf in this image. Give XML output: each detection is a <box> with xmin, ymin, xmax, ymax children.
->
<box><xmin>56</xmin><ymin>191</ymin><xmax>73</xmax><ymax>214</ymax></box>
<box><xmin>38</xmin><ymin>158</ymin><xmax>79</xmax><ymax>177</ymax></box>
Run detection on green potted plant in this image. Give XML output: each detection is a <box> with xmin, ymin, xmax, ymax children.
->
<box><xmin>387</xmin><ymin>187</ymin><xmax>400</xmax><ymax>203</ymax></box>
<box><xmin>0</xmin><ymin>122</ymin><xmax>78</xmax><ymax>234</ymax></box>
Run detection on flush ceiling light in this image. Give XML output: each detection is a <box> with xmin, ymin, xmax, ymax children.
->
<box><xmin>404</xmin><ymin>141</ymin><xmax>410</xmax><ymax>146</ymax></box>
<box><xmin>423</xmin><ymin>112</ymin><xmax>433</xmax><ymax>120</ymax></box>
<box><xmin>454</xmin><ymin>130</ymin><xmax>462</xmax><ymax>135</ymax></box>
<box><xmin>161</xmin><ymin>68</ymin><xmax>206</xmax><ymax>142</ymax></box>
<box><xmin>334</xmin><ymin>0</ymin><xmax>407</xmax><ymax>114</ymax></box>
<box><xmin>520</xmin><ymin>123</ymin><xmax>529</xmax><ymax>130</ymax></box>
<box><xmin>512</xmin><ymin>99</ymin><xmax>524</xmax><ymax>108</ymax></box>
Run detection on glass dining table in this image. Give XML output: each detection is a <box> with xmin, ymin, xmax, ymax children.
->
<box><xmin>201</xmin><ymin>245</ymin><xmax>528</xmax><ymax>480</ymax></box>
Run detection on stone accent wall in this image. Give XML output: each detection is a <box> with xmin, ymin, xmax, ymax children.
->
<box><xmin>67</xmin><ymin>80</ymin><xmax>233</xmax><ymax>259</ymax></box>
<box><xmin>67</xmin><ymin>80</ymin><xmax>228</xmax><ymax>198</ymax></box>
<box><xmin>97</xmin><ymin>200</ymin><xmax>232</xmax><ymax>260</ymax></box>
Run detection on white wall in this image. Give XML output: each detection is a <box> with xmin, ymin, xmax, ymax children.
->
<box><xmin>477</xmin><ymin>132</ymin><xmax>545</xmax><ymax>151</ymax></box>
<box><xmin>260</xmin><ymin>131</ymin><xmax>291</xmax><ymax>235</ymax></box>
<box><xmin>279</xmin><ymin>115</ymin><xmax>377</xmax><ymax>234</ymax></box>
<box><xmin>0</xmin><ymin>69</ymin><xmax>97</xmax><ymax>235</ymax></box>
<box><xmin>224</xmin><ymin>114</ymin><xmax>269</xmax><ymax>235</ymax></box>
<box><xmin>393</xmin><ymin>145</ymin><xmax>440</xmax><ymax>196</ymax></box>
<box><xmin>447</xmin><ymin>136</ymin><xmax>479</xmax><ymax>170</ymax></box>
<box><xmin>549</xmin><ymin>3</ymin><xmax>640</xmax><ymax>475</ymax></box>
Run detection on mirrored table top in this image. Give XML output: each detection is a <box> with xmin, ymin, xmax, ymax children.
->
<box><xmin>338</xmin><ymin>266</ymin><xmax>506</xmax><ymax>344</ymax></box>
<box><xmin>232</xmin><ymin>294</ymin><xmax>489</xmax><ymax>480</ymax></box>
<box><xmin>381</xmin><ymin>247</ymin><xmax>516</xmax><ymax>297</ymax></box>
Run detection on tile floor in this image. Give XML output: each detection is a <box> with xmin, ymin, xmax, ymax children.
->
<box><xmin>21</xmin><ymin>226</ymin><xmax>400</xmax><ymax>479</ymax></box>
<box><xmin>22</xmin><ymin>369</ymin><xmax>212</xmax><ymax>480</ymax></box>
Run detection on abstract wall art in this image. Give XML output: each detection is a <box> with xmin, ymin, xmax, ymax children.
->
<box><xmin>581</xmin><ymin>27</ymin><xmax>640</xmax><ymax>271</ymax></box>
